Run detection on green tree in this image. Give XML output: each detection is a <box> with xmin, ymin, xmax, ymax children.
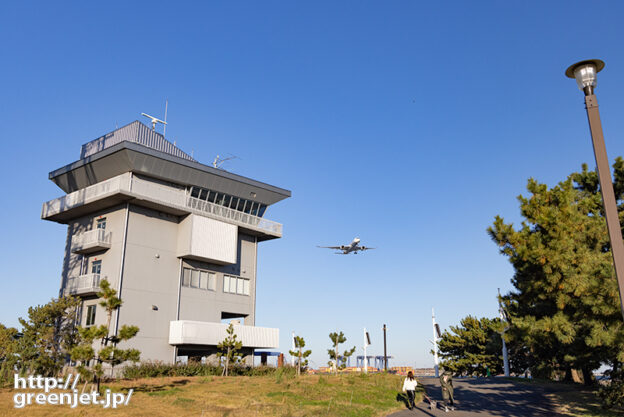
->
<box><xmin>437</xmin><ymin>316</ymin><xmax>503</xmax><ymax>376</ymax></box>
<box><xmin>71</xmin><ymin>280</ymin><xmax>140</xmax><ymax>392</ymax></box>
<box><xmin>288</xmin><ymin>335</ymin><xmax>311</xmax><ymax>376</ymax></box>
<box><xmin>488</xmin><ymin>160</ymin><xmax>624</xmax><ymax>384</ymax></box>
<box><xmin>217</xmin><ymin>323</ymin><xmax>243</xmax><ymax>376</ymax></box>
<box><xmin>0</xmin><ymin>324</ymin><xmax>20</xmax><ymax>385</ymax></box>
<box><xmin>327</xmin><ymin>331</ymin><xmax>355</xmax><ymax>374</ymax></box>
<box><xmin>17</xmin><ymin>296</ymin><xmax>81</xmax><ymax>377</ymax></box>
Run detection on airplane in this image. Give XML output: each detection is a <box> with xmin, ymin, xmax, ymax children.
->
<box><xmin>317</xmin><ymin>237</ymin><xmax>375</xmax><ymax>255</ymax></box>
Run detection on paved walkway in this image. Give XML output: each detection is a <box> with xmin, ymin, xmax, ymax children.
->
<box><xmin>387</xmin><ymin>377</ymin><xmax>558</xmax><ymax>417</ymax></box>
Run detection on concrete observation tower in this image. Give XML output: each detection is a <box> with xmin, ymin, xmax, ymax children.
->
<box><xmin>41</xmin><ymin>120</ymin><xmax>291</xmax><ymax>365</ymax></box>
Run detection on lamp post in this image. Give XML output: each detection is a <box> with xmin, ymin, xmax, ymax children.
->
<box><xmin>566</xmin><ymin>59</ymin><xmax>624</xmax><ymax>320</ymax></box>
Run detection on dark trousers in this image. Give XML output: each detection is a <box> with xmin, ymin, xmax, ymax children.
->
<box><xmin>406</xmin><ymin>390</ymin><xmax>416</xmax><ymax>409</ymax></box>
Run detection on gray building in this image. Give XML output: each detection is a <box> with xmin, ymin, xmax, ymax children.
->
<box><xmin>41</xmin><ymin>120</ymin><xmax>290</xmax><ymax>364</ymax></box>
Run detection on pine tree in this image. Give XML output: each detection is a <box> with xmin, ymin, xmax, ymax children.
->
<box><xmin>488</xmin><ymin>159</ymin><xmax>624</xmax><ymax>383</ymax></box>
<box><xmin>18</xmin><ymin>296</ymin><xmax>81</xmax><ymax>377</ymax></box>
<box><xmin>217</xmin><ymin>323</ymin><xmax>243</xmax><ymax>376</ymax></box>
<box><xmin>288</xmin><ymin>335</ymin><xmax>311</xmax><ymax>376</ymax></box>
<box><xmin>327</xmin><ymin>331</ymin><xmax>355</xmax><ymax>374</ymax></box>
<box><xmin>437</xmin><ymin>316</ymin><xmax>503</xmax><ymax>376</ymax></box>
<box><xmin>71</xmin><ymin>279</ymin><xmax>140</xmax><ymax>392</ymax></box>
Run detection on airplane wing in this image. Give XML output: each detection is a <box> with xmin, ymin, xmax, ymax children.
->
<box><xmin>358</xmin><ymin>246</ymin><xmax>376</xmax><ymax>251</ymax></box>
<box><xmin>317</xmin><ymin>246</ymin><xmax>342</xmax><ymax>250</ymax></box>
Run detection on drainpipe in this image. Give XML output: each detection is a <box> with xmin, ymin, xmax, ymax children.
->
<box><xmin>113</xmin><ymin>201</ymin><xmax>130</xmax><ymax>337</ymax></box>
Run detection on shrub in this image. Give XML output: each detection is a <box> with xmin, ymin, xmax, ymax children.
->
<box><xmin>122</xmin><ymin>361</ymin><xmax>295</xmax><ymax>379</ymax></box>
<box><xmin>599</xmin><ymin>368</ymin><xmax>624</xmax><ymax>410</ymax></box>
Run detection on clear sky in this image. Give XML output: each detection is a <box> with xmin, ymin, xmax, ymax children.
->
<box><xmin>2</xmin><ymin>1</ymin><xmax>624</xmax><ymax>369</ymax></box>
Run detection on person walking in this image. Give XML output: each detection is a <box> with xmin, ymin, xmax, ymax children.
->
<box><xmin>440</xmin><ymin>369</ymin><xmax>455</xmax><ymax>412</ymax></box>
<box><xmin>402</xmin><ymin>371</ymin><xmax>418</xmax><ymax>410</ymax></box>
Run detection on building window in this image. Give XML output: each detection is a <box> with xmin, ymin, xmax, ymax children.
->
<box><xmin>91</xmin><ymin>260</ymin><xmax>102</xmax><ymax>275</ymax></box>
<box><xmin>182</xmin><ymin>267</ymin><xmax>215</xmax><ymax>291</ymax></box>
<box><xmin>223</xmin><ymin>275</ymin><xmax>250</xmax><ymax>296</ymax></box>
<box><xmin>85</xmin><ymin>305</ymin><xmax>96</xmax><ymax>326</ymax></box>
<box><xmin>187</xmin><ymin>186</ymin><xmax>267</xmax><ymax>218</ymax></box>
<box><xmin>96</xmin><ymin>218</ymin><xmax>107</xmax><ymax>230</ymax></box>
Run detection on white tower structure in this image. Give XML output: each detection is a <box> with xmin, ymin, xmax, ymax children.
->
<box><xmin>498</xmin><ymin>289</ymin><xmax>510</xmax><ymax>377</ymax></box>
<box><xmin>432</xmin><ymin>308</ymin><xmax>440</xmax><ymax>378</ymax></box>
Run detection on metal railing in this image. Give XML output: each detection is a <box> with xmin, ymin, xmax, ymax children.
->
<box><xmin>43</xmin><ymin>173</ymin><xmax>282</xmax><ymax>236</ymax></box>
<box><xmin>65</xmin><ymin>274</ymin><xmax>103</xmax><ymax>295</ymax></box>
<box><xmin>42</xmin><ymin>174</ymin><xmax>130</xmax><ymax>217</ymax></box>
<box><xmin>71</xmin><ymin>228</ymin><xmax>111</xmax><ymax>250</ymax></box>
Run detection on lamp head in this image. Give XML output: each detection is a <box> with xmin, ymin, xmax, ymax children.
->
<box><xmin>565</xmin><ymin>59</ymin><xmax>605</xmax><ymax>95</ymax></box>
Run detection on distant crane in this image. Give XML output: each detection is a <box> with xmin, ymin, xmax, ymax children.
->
<box><xmin>141</xmin><ymin>112</ymin><xmax>167</xmax><ymax>131</ymax></box>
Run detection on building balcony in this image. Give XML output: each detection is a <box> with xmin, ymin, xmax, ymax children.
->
<box><xmin>71</xmin><ymin>229</ymin><xmax>111</xmax><ymax>254</ymax></box>
<box><xmin>65</xmin><ymin>274</ymin><xmax>103</xmax><ymax>296</ymax></box>
<box><xmin>169</xmin><ymin>320</ymin><xmax>279</xmax><ymax>349</ymax></box>
<box><xmin>42</xmin><ymin>173</ymin><xmax>282</xmax><ymax>240</ymax></box>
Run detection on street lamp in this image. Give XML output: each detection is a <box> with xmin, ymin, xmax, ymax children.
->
<box><xmin>566</xmin><ymin>59</ymin><xmax>624</xmax><ymax>320</ymax></box>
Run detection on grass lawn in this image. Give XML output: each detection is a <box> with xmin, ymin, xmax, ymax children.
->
<box><xmin>1</xmin><ymin>372</ymin><xmax>422</xmax><ymax>417</ymax></box>
<box><xmin>508</xmin><ymin>377</ymin><xmax>624</xmax><ymax>417</ymax></box>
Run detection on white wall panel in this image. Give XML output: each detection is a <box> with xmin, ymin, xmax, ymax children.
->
<box><xmin>177</xmin><ymin>214</ymin><xmax>237</xmax><ymax>264</ymax></box>
<box><xmin>169</xmin><ymin>320</ymin><xmax>279</xmax><ymax>349</ymax></box>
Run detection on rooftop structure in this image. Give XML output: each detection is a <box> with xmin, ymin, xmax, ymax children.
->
<box><xmin>42</xmin><ymin>121</ymin><xmax>290</xmax><ymax>365</ymax></box>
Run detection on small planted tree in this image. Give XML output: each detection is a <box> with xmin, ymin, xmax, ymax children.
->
<box><xmin>327</xmin><ymin>331</ymin><xmax>355</xmax><ymax>375</ymax></box>
<box><xmin>71</xmin><ymin>280</ymin><xmax>140</xmax><ymax>392</ymax></box>
<box><xmin>217</xmin><ymin>323</ymin><xmax>243</xmax><ymax>376</ymax></box>
<box><xmin>288</xmin><ymin>335</ymin><xmax>311</xmax><ymax>376</ymax></box>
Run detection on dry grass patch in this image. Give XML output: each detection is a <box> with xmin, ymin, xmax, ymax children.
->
<box><xmin>1</xmin><ymin>373</ymin><xmax>418</xmax><ymax>417</ymax></box>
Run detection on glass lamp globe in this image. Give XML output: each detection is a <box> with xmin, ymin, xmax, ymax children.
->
<box><xmin>565</xmin><ymin>59</ymin><xmax>605</xmax><ymax>92</ymax></box>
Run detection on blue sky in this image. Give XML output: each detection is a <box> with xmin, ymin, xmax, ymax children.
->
<box><xmin>2</xmin><ymin>1</ymin><xmax>624</xmax><ymax>368</ymax></box>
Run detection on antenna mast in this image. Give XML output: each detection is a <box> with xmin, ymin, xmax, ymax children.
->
<box><xmin>163</xmin><ymin>99</ymin><xmax>168</xmax><ymax>137</ymax></box>
<box><xmin>141</xmin><ymin>112</ymin><xmax>167</xmax><ymax>131</ymax></box>
<box><xmin>212</xmin><ymin>154</ymin><xmax>239</xmax><ymax>170</ymax></box>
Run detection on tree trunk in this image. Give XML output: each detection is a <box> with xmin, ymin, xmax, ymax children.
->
<box><xmin>225</xmin><ymin>347</ymin><xmax>230</xmax><ymax>376</ymax></box>
<box><xmin>581</xmin><ymin>367</ymin><xmax>594</xmax><ymax>386</ymax></box>
<box><xmin>334</xmin><ymin>344</ymin><xmax>338</xmax><ymax>375</ymax></box>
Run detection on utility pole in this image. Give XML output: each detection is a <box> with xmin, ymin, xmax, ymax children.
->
<box><xmin>432</xmin><ymin>308</ymin><xmax>440</xmax><ymax>378</ymax></box>
<box><xmin>498</xmin><ymin>289</ymin><xmax>510</xmax><ymax>377</ymax></box>
<box><xmin>383</xmin><ymin>324</ymin><xmax>388</xmax><ymax>372</ymax></box>
<box><xmin>363</xmin><ymin>328</ymin><xmax>370</xmax><ymax>374</ymax></box>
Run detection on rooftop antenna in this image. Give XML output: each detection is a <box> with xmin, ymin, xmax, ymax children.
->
<box><xmin>141</xmin><ymin>112</ymin><xmax>167</xmax><ymax>131</ymax></box>
<box><xmin>163</xmin><ymin>99</ymin><xmax>168</xmax><ymax>137</ymax></box>
<box><xmin>212</xmin><ymin>154</ymin><xmax>239</xmax><ymax>170</ymax></box>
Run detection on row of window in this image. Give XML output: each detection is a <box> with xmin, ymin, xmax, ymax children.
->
<box><xmin>188</xmin><ymin>186</ymin><xmax>267</xmax><ymax>217</ymax></box>
<box><xmin>182</xmin><ymin>267</ymin><xmax>250</xmax><ymax>296</ymax></box>
<box><xmin>182</xmin><ymin>268</ymin><xmax>217</xmax><ymax>291</ymax></box>
<box><xmin>223</xmin><ymin>275</ymin><xmax>250</xmax><ymax>296</ymax></box>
